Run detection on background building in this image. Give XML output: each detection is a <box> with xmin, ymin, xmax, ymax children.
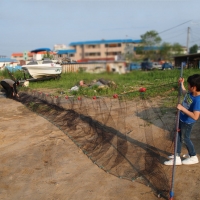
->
<box><xmin>68</xmin><ymin>39</ymin><xmax>141</xmax><ymax>62</ymax></box>
<box><xmin>10</xmin><ymin>39</ymin><xmax>141</xmax><ymax>63</ymax></box>
<box><xmin>174</xmin><ymin>53</ymin><xmax>200</xmax><ymax>68</ymax></box>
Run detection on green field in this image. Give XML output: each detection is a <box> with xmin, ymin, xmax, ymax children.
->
<box><xmin>1</xmin><ymin>68</ymin><xmax>199</xmax><ymax>99</ymax></box>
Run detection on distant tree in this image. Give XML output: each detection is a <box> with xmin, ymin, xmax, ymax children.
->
<box><xmin>135</xmin><ymin>46</ymin><xmax>144</xmax><ymax>55</ymax></box>
<box><xmin>123</xmin><ymin>43</ymin><xmax>144</xmax><ymax>62</ymax></box>
<box><xmin>123</xmin><ymin>52</ymin><xmax>132</xmax><ymax>62</ymax></box>
<box><xmin>171</xmin><ymin>43</ymin><xmax>184</xmax><ymax>56</ymax></box>
<box><xmin>137</xmin><ymin>30</ymin><xmax>162</xmax><ymax>60</ymax></box>
<box><xmin>133</xmin><ymin>30</ymin><xmax>184</xmax><ymax>61</ymax></box>
<box><xmin>123</xmin><ymin>44</ymin><xmax>134</xmax><ymax>62</ymax></box>
<box><xmin>159</xmin><ymin>42</ymin><xmax>172</xmax><ymax>61</ymax></box>
<box><xmin>189</xmin><ymin>44</ymin><xmax>198</xmax><ymax>54</ymax></box>
<box><xmin>141</xmin><ymin>30</ymin><xmax>162</xmax><ymax>46</ymax></box>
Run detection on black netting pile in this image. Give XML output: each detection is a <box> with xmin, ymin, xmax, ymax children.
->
<box><xmin>18</xmin><ymin>87</ymin><xmax>178</xmax><ymax>199</ymax></box>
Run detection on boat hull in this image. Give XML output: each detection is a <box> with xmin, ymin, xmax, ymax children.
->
<box><xmin>22</xmin><ymin>63</ymin><xmax>62</xmax><ymax>79</ymax></box>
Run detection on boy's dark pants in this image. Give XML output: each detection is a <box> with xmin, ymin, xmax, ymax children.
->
<box><xmin>0</xmin><ymin>81</ymin><xmax>13</xmax><ymax>98</ymax></box>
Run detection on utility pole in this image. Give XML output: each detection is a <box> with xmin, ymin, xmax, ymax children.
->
<box><xmin>186</xmin><ymin>27</ymin><xmax>190</xmax><ymax>68</ymax></box>
<box><xmin>186</xmin><ymin>27</ymin><xmax>190</xmax><ymax>54</ymax></box>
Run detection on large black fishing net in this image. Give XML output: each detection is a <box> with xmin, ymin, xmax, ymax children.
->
<box><xmin>18</xmin><ymin>83</ymin><xmax>178</xmax><ymax>199</ymax></box>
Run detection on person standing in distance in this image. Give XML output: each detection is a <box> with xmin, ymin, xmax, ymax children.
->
<box><xmin>0</xmin><ymin>79</ymin><xmax>20</xmax><ymax>98</ymax></box>
<box><xmin>164</xmin><ymin>74</ymin><xmax>200</xmax><ymax>165</ymax></box>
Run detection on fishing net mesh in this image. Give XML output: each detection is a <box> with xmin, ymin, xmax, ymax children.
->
<box><xmin>18</xmin><ymin>83</ymin><xmax>178</xmax><ymax>199</ymax></box>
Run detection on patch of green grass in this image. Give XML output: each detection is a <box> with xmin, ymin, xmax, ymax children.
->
<box><xmin>28</xmin><ymin>102</ymin><xmax>39</xmax><ymax>111</ymax></box>
<box><xmin>1</xmin><ymin>68</ymin><xmax>199</xmax><ymax>99</ymax></box>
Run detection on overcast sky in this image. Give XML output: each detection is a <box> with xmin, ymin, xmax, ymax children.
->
<box><xmin>0</xmin><ymin>0</ymin><xmax>200</xmax><ymax>57</ymax></box>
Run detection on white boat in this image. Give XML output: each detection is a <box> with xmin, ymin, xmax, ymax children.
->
<box><xmin>22</xmin><ymin>48</ymin><xmax>62</xmax><ymax>80</ymax></box>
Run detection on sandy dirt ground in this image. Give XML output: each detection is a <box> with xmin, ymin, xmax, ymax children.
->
<box><xmin>0</xmin><ymin>96</ymin><xmax>200</xmax><ymax>200</ymax></box>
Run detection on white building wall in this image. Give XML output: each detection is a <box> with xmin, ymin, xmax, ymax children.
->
<box><xmin>62</xmin><ymin>61</ymin><xmax>126</xmax><ymax>74</ymax></box>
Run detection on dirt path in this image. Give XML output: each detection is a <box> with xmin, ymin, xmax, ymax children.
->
<box><xmin>1</xmin><ymin>96</ymin><xmax>200</xmax><ymax>200</ymax></box>
<box><xmin>0</xmin><ymin>98</ymin><xmax>157</xmax><ymax>200</ymax></box>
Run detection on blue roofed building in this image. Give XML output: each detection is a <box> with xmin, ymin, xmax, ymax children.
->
<box><xmin>10</xmin><ymin>39</ymin><xmax>142</xmax><ymax>63</ymax></box>
<box><xmin>67</xmin><ymin>39</ymin><xmax>141</xmax><ymax>62</ymax></box>
<box><xmin>56</xmin><ymin>49</ymin><xmax>76</xmax><ymax>55</ymax></box>
<box><xmin>55</xmin><ymin>49</ymin><xmax>76</xmax><ymax>63</ymax></box>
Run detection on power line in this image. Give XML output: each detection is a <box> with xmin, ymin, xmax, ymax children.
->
<box><xmin>160</xmin><ymin>27</ymin><xmax>186</xmax><ymax>36</ymax></box>
<box><xmin>158</xmin><ymin>20</ymin><xmax>192</xmax><ymax>34</ymax></box>
<box><xmin>190</xmin><ymin>29</ymin><xmax>200</xmax><ymax>39</ymax></box>
<box><xmin>162</xmin><ymin>32</ymin><xmax>186</xmax><ymax>41</ymax></box>
<box><xmin>190</xmin><ymin>38</ymin><xmax>200</xmax><ymax>43</ymax></box>
<box><xmin>189</xmin><ymin>28</ymin><xmax>200</xmax><ymax>45</ymax></box>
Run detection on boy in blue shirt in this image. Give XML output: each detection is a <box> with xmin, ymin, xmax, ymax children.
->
<box><xmin>164</xmin><ymin>74</ymin><xmax>200</xmax><ymax>165</ymax></box>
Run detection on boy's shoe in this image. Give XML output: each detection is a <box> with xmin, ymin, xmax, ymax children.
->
<box><xmin>164</xmin><ymin>156</ymin><xmax>182</xmax><ymax>165</ymax></box>
<box><xmin>168</xmin><ymin>154</ymin><xmax>190</xmax><ymax>159</ymax></box>
<box><xmin>182</xmin><ymin>156</ymin><xmax>199</xmax><ymax>165</ymax></box>
<box><xmin>168</xmin><ymin>155</ymin><xmax>176</xmax><ymax>159</ymax></box>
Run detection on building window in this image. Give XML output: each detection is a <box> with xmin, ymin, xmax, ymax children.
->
<box><xmin>105</xmin><ymin>43</ymin><xmax>121</xmax><ymax>48</ymax></box>
<box><xmin>85</xmin><ymin>44</ymin><xmax>100</xmax><ymax>49</ymax></box>
<box><xmin>85</xmin><ymin>52</ymin><xmax>101</xmax><ymax>57</ymax></box>
<box><xmin>106</xmin><ymin>52</ymin><xmax>121</xmax><ymax>56</ymax></box>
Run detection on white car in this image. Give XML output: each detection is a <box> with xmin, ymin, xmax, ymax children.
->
<box><xmin>152</xmin><ymin>62</ymin><xmax>162</xmax><ymax>70</ymax></box>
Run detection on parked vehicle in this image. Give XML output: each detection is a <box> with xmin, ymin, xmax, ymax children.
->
<box><xmin>22</xmin><ymin>48</ymin><xmax>62</xmax><ymax>80</ymax></box>
<box><xmin>152</xmin><ymin>62</ymin><xmax>162</xmax><ymax>70</ymax></box>
<box><xmin>128</xmin><ymin>63</ymin><xmax>141</xmax><ymax>71</ymax></box>
<box><xmin>141</xmin><ymin>61</ymin><xmax>153</xmax><ymax>70</ymax></box>
<box><xmin>162</xmin><ymin>62</ymin><xmax>173</xmax><ymax>70</ymax></box>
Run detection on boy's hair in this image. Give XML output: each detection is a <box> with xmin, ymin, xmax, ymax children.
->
<box><xmin>187</xmin><ymin>74</ymin><xmax>200</xmax><ymax>91</ymax></box>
